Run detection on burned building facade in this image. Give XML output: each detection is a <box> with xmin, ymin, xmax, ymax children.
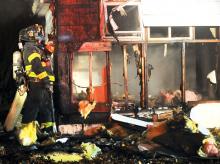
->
<box><xmin>0</xmin><ymin>0</ymin><xmax>220</xmax><ymax>128</ymax></box>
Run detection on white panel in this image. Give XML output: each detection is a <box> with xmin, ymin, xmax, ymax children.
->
<box><xmin>141</xmin><ymin>0</ymin><xmax>220</xmax><ymax>26</ymax></box>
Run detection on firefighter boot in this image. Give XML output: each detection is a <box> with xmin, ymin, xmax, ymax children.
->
<box><xmin>37</xmin><ymin>122</ymin><xmax>55</xmax><ymax>142</ymax></box>
<box><xmin>18</xmin><ymin>121</ymin><xmax>38</xmax><ymax>146</ymax></box>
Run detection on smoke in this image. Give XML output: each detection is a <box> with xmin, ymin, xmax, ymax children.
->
<box><xmin>148</xmin><ymin>44</ymin><xmax>182</xmax><ymax>96</ymax></box>
<box><xmin>148</xmin><ymin>42</ymin><xmax>215</xmax><ymax>97</ymax></box>
<box><xmin>110</xmin><ymin>45</ymin><xmax>140</xmax><ymax>101</ymax></box>
<box><xmin>71</xmin><ymin>41</ymin><xmax>216</xmax><ymax>101</ymax></box>
<box><xmin>58</xmin><ymin>34</ymin><xmax>74</xmax><ymax>43</ymax></box>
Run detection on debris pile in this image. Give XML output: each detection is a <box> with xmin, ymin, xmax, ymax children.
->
<box><xmin>148</xmin><ymin>89</ymin><xmax>202</xmax><ymax>107</ymax></box>
<box><xmin>1</xmin><ymin>103</ymin><xmax>220</xmax><ymax>163</ymax></box>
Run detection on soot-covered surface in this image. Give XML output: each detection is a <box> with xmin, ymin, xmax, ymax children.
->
<box><xmin>0</xmin><ymin>123</ymin><xmax>219</xmax><ymax>164</ymax></box>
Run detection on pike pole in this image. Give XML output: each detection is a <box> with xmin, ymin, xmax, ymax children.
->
<box><xmin>50</xmin><ymin>91</ymin><xmax>57</xmax><ymax>133</ymax></box>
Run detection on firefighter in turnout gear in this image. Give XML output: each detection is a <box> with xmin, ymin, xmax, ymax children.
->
<box><xmin>17</xmin><ymin>24</ymin><xmax>56</xmax><ymax>146</ymax></box>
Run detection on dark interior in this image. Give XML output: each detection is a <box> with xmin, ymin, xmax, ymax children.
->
<box><xmin>0</xmin><ymin>0</ymin><xmax>45</xmax><ymax>122</ymax></box>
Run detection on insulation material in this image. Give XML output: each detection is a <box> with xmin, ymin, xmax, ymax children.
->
<box><xmin>81</xmin><ymin>142</ymin><xmax>101</xmax><ymax>160</ymax></box>
<box><xmin>190</xmin><ymin>103</ymin><xmax>220</xmax><ymax>128</ymax></box>
<box><xmin>44</xmin><ymin>152</ymin><xmax>83</xmax><ymax>162</ymax></box>
<box><xmin>207</xmin><ymin>70</ymin><xmax>217</xmax><ymax>84</ymax></box>
<box><xmin>39</xmin><ymin>142</ymin><xmax>101</xmax><ymax>162</ymax></box>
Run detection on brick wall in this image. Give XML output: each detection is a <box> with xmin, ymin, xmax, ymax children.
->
<box><xmin>57</xmin><ymin>0</ymin><xmax>100</xmax><ymax>51</ymax></box>
<box><xmin>56</xmin><ymin>0</ymin><xmax>101</xmax><ymax>114</ymax></box>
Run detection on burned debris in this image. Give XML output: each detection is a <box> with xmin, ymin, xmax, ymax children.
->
<box><xmin>1</xmin><ymin>108</ymin><xmax>220</xmax><ymax>163</ymax></box>
<box><xmin>1</xmin><ymin>0</ymin><xmax>220</xmax><ymax>163</ymax></box>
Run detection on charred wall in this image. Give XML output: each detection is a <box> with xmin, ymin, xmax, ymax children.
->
<box><xmin>109</xmin><ymin>41</ymin><xmax>217</xmax><ymax>101</ymax></box>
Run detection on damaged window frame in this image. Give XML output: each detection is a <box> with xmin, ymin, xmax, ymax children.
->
<box><xmin>148</xmin><ymin>27</ymin><xmax>193</xmax><ymax>40</ymax></box>
<box><xmin>147</xmin><ymin>26</ymin><xmax>220</xmax><ymax>43</ymax></box>
<box><xmin>102</xmin><ymin>0</ymin><xmax>144</xmax><ymax>42</ymax></box>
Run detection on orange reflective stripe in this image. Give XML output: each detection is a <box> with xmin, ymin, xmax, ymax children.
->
<box><xmin>28</xmin><ymin>53</ymin><xmax>41</xmax><ymax>63</ymax></box>
<box><xmin>37</xmin><ymin>71</ymin><xmax>48</xmax><ymax>79</ymax></box>
<box><xmin>41</xmin><ymin>61</ymin><xmax>46</xmax><ymax>67</ymax></box>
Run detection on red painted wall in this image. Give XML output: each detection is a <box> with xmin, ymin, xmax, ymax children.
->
<box><xmin>56</xmin><ymin>0</ymin><xmax>103</xmax><ymax>114</ymax></box>
<box><xmin>57</xmin><ymin>0</ymin><xmax>100</xmax><ymax>51</ymax></box>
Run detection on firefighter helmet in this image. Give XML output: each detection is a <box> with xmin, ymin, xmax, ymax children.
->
<box><xmin>19</xmin><ymin>24</ymin><xmax>45</xmax><ymax>43</ymax></box>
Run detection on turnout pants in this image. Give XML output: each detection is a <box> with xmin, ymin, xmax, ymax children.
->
<box><xmin>22</xmin><ymin>82</ymin><xmax>52</xmax><ymax>124</ymax></box>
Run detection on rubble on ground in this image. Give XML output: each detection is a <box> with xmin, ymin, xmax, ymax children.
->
<box><xmin>148</xmin><ymin>89</ymin><xmax>202</xmax><ymax>108</ymax></box>
<box><xmin>1</xmin><ymin>102</ymin><xmax>220</xmax><ymax>163</ymax></box>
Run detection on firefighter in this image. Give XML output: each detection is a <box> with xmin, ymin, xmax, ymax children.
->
<box><xmin>40</xmin><ymin>40</ymin><xmax>56</xmax><ymax>133</ymax></box>
<box><xmin>17</xmin><ymin>24</ymin><xmax>55</xmax><ymax>146</ymax></box>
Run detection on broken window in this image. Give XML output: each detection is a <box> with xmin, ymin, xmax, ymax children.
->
<box><xmin>103</xmin><ymin>1</ymin><xmax>143</xmax><ymax>41</ymax></box>
<box><xmin>171</xmin><ymin>27</ymin><xmax>190</xmax><ymax>37</ymax></box>
<box><xmin>150</xmin><ymin>27</ymin><xmax>168</xmax><ymax>38</ymax></box>
<box><xmin>195</xmin><ymin>27</ymin><xmax>220</xmax><ymax>39</ymax></box>
<box><xmin>148</xmin><ymin>27</ymin><xmax>192</xmax><ymax>40</ymax></box>
<box><xmin>72</xmin><ymin>52</ymin><xmax>107</xmax><ymax>102</ymax></box>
